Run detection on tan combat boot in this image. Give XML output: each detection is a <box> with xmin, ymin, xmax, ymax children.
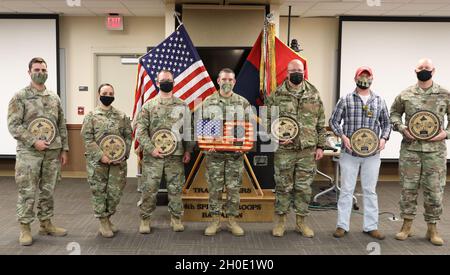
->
<box><xmin>107</xmin><ymin>216</ymin><xmax>118</xmax><ymax>233</ymax></box>
<box><xmin>227</xmin><ymin>216</ymin><xmax>244</xmax><ymax>236</ymax></box>
<box><xmin>272</xmin><ymin>214</ymin><xmax>287</xmax><ymax>237</ymax></box>
<box><xmin>39</xmin><ymin>219</ymin><xmax>67</xmax><ymax>237</ymax></box>
<box><xmin>170</xmin><ymin>215</ymin><xmax>185</xmax><ymax>232</ymax></box>
<box><xmin>204</xmin><ymin>215</ymin><xmax>221</xmax><ymax>236</ymax></box>
<box><xmin>295</xmin><ymin>215</ymin><xmax>314</xmax><ymax>238</ymax></box>
<box><xmin>99</xmin><ymin>217</ymin><xmax>114</xmax><ymax>238</ymax></box>
<box><xmin>426</xmin><ymin>223</ymin><xmax>444</xmax><ymax>246</ymax></box>
<box><xmin>19</xmin><ymin>223</ymin><xmax>33</xmax><ymax>246</ymax></box>
<box><xmin>139</xmin><ymin>218</ymin><xmax>151</xmax><ymax>234</ymax></box>
<box><xmin>395</xmin><ymin>218</ymin><xmax>413</xmax><ymax>241</ymax></box>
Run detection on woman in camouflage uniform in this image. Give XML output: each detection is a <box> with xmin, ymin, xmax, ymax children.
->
<box><xmin>81</xmin><ymin>83</ymin><xmax>132</xmax><ymax>238</ymax></box>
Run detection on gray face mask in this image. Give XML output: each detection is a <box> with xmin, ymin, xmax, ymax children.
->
<box><xmin>220</xmin><ymin>83</ymin><xmax>233</xmax><ymax>93</ymax></box>
<box><xmin>31</xmin><ymin>72</ymin><xmax>48</xmax><ymax>85</ymax></box>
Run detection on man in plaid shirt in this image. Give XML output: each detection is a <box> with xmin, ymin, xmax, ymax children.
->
<box><xmin>329</xmin><ymin>66</ymin><xmax>391</xmax><ymax>240</ymax></box>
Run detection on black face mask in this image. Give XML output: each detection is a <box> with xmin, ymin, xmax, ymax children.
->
<box><xmin>289</xmin><ymin>72</ymin><xmax>304</xmax><ymax>85</ymax></box>
<box><xmin>159</xmin><ymin>81</ymin><xmax>174</xmax><ymax>93</ymax></box>
<box><xmin>417</xmin><ymin>70</ymin><xmax>433</xmax><ymax>82</ymax></box>
<box><xmin>100</xmin><ymin>96</ymin><xmax>114</xmax><ymax>106</ymax></box>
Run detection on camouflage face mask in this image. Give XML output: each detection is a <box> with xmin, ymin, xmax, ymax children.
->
<box><xmin>356</xmin><ymin>76</ymin><xmax>372</xmax><ymax>89</ymax></box>
<box><xmin>31</xmin><ymin>72</ymin><xmax>48</xmax><ymax>85</ymax></box>
<box><xmin>220</xmin><ymin>83</ymin><xmax>233</xmax><ymax>93</ymax></box>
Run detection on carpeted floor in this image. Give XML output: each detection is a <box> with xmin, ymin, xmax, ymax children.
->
<box><xmin>0</xmin><ymin>176</ymin><xmax>449</xmax><ymax>255</ymax></box>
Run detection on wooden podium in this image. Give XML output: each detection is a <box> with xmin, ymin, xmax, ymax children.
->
<box><xmin>182</xmin><ymin>152</ymin><xmax>275</xmax><ymax>222</ymax></box>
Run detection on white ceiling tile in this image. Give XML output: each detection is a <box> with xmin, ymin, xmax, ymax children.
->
<box><xmin>81</xmin><ymin>0</ymin><xmax>125</xmax><ymax>8</ymax></box>
<box><xmin>0</xmin><ymin>7</ymin><xmax>14</xmax><ymax>12</ymax></box>
<box><xmin>409</xmin><ymin>0</ymin><xmax>450</xmax><ymax>3</ymax></box>
<box><xmin>47</xmin><ymin>7</ymin><xmax>96</xmax><ymax>15</ymax></box>
<box><xmin>280</xmin><ymin>2</ymin><xmax>317</xmax><ymax>15</ymax></box>
<box><xmin>309</xmin><ymin>2</ymin><xmax>362</xmax><ymax>10</ymax></box>
<box><xmin>422</xmin><ymin>10</ymin><xmax>450</xmax><ymax>16</ymax></box>
<box><xmin>3</xmin><ymin>0</ymin><xmax>42</xmax><ymax>8</ymax></box>
<box><xmin>393</xmin><ymin>3</ymin><xmax>448</xmax><ymax>11</ymax></box>
<box><xmin>346</xmin><ymin>3</ymin><xmax>404</xmax><ymax>11</ymax></box>
<box><xmin>6</xmin><ymin>7</ymin><xmax>53</xmax><ymax>13</ymax></box>
<box><xmin>34</xmin><ymin>0</ymin><xmax>72</xmax><ymax>7</ymax></box>
<box><xmin>128</xmin><ymin>8</ymin><xmax>165</xmax><ymax>16</ymax></box>
<box><xmin>89</xmin><ymin>7</ymin><xmax>133</xmax><ymax>16</ymax></box>
<box><xmin>344</xmin><ymin>10</ymin><xmax>385</xmax><ymax>16</ymax></box>
<box><xmin>383</xmin><ymin>10</ymin><xmax>425</xmax><ymax>16</ymax></box>
<box><xmin>302</xmin><ymin>9</ymin><xmax>342</xmax><ymax>17</ymax></box>
<box><xmin>121</xmin><ymin>0</ymin><xmax>165</xmax><ymax>8</ymax></box>
<box><xmin>434</xmin><ymin>4</ymin><xmax>450</xmax><ymax>10</ymax></box>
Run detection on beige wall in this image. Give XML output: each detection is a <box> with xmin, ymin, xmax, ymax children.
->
<box><xmin>183</xmin><ymin>8</ymin><xmax>266</xmax><ymax>47</ymax></box>
<box><xmin>60</xmin><ymin>16</ymin><xmax>165</xmax><ymax>124</ymax></box>
<box><xmin>60</xmin><ymin>15</ymin><xmax>339</xmax><ymax>124</ymax></box>
<box><xmin>279</xmin><ymin>17</ymin><xmax>340</xmax><ymax>121</ymax></box>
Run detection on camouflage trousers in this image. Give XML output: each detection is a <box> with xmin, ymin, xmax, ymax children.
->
<box><xmin>15</xmin><ymin>149</ymin><xmax>62</xmax><ymax>224</ymax></box>
<box><xmin>138</xmin><ymin>155</ymin><xmax>185</xmax><ymax>219</ymax></box>
<box><xmin>274</xmin><ymin>148</ymin><xmax>316</xmax><ymax>216</ymax></box>
<box><xmin>205</xmin><ymin>153</ymin><xmax>244</xmax><ymax>217</ymax></box>
<box><xmin>399</xmin><ymin>147</ymin><xmax>446</xmax><ymax>223</ymax></box>
<box><xmin>87</xmin><ymin>161</ymin><xmax>127</xmax><ymax>218</ymax></box>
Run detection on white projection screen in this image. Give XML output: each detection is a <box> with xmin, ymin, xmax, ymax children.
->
<box><xmin>0</xmin><ymin>15</ymin><xmax>59</xmax><ymax>157</ymax></box>
<box><xmin>339</xmin><ymin>17</ymin><xmax>450</xmax><ymax>160</ymax></box>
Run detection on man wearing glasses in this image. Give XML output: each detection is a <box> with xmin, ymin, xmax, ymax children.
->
<box><xmin>266</xmin><ymin>59</ymin><xmax>327</xmax><ymax>238</ymax></box>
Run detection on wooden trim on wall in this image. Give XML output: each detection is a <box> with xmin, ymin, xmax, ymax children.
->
<box><xmin>67</xmin><ymin>124</ymin><xmax>82</xmax><ymax>130</ymax></box>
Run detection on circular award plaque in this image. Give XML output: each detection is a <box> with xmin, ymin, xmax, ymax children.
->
<box><xmin>27</xmin><ymin>117</ymin><xmax>56</xmax><ymax>143</ymax></box>
<box><xmin>271</xmin><ymin>116</ymin><xmax>300</xmax><ymax>142</ymax></box>
<box><xmin>99</xmin><ymin>134</ymin><xmax>126</xmax><ymax>162</ymax></box>
<box><xmin>350</xmin><ymin>128</ymin><xmax>379</xmax><ymax>157</ymax></box>
<box><xmin>151</xmin><ymin>129</ymin><xmax>177</xmax><ymax>156</ymax></box>
<box><xmin>408</xmin><ymin>110</ymin><xmax>440</xmax><ymax>140</ymax></box>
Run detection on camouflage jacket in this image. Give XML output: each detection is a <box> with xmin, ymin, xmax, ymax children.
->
<box><xmin>7</xmin><ymin>85</ymin><xmax>69</xmax><ymax>152</ymax></box>
<box><xmin>136</xmin><ymin>94</ymin><xmax>193</xmax><ymax>158</ymax></box>
<box><xmin>81</xmin><ymin>106</ymin><xmax>132</xmax><ymax>162</ymax></box>
<box><xmin>198</xmin><ymin>91</ymin><xmax>253</xmax><ymax>156</ymax></box>
<box><xmin>390</xmin><ymin>82</ymin><xmax>450</xmax><ymax>152</ymax></box>
<box><xmin>265</xmin><ymin>80</ymin><xmax>327</xmax><ymax>151</ymax></box>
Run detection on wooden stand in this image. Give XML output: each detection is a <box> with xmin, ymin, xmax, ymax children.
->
<box><xmin>182</xmin><ymin>152</ymin><xmax>275</xmax><ymax>222</ymax></box>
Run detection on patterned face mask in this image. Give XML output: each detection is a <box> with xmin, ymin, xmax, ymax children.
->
<box><xmin>31</xmin><ymin>72</ymin><xmax>48</xmax><ymax>85</ymax></box>
<box><xmin>220</xmin><ymin>83</ymin><xmax>233</xmax><ymax>93</ymax></box>
<box><xmin>356</xmin><ymin>76</ymin><xmax>372</xmax><ymax>89</ymax></box>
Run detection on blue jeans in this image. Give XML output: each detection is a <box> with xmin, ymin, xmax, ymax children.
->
<box><xmin>337</xmin><ymin>152</ymin><xmax>381</xmax><ymax>232</ymax></box>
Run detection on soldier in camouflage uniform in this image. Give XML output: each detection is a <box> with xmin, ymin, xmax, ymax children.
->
<box><xmin>136</xmin><ymin>69</ymin><xmax>192</xmax><ymax>233</ymax></box>
<box><xmin>199</xmin><ymin>68</ymin><xmax>252</xmax><ymax>237</ymax></box>
<box><xmin>390</xmin><ymin>58</ymin><xmax>450</xmax><ymax>246</ymax></box>
<box><xmin>81</xmin><ymin>83</ymin><xmax>132</xmax><ymax>238</ymax></box>
<box><xmin>7</xmin><ymin>57</ymin><xmax>68</xmax><ymax>246</ymax></box>
<box><xmin>265</xmin><ymin>59</ymin><xmax>326</xmax><ymax>238</ymax></box>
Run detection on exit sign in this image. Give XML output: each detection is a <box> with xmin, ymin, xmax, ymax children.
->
<box><xmin>106</xmin><ymin>15</ymin><xmax>123</xmax><ymax>31</ymax></box>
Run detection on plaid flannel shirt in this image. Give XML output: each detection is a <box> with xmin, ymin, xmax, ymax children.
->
<box><xmin>329</xmin><ymin>90</ymin><xmax>392</xmax><ymax>155</ymax></box>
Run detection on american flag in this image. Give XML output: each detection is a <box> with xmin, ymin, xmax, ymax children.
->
<box><xmin>132</xmin><ymin>24</ymin><xmax>216</xmax><ymax>153</ymax></box>
<box><xmin>196</xmin><ymin>120</ymin><xmax>254</xmax><ymax>152</ymax></box>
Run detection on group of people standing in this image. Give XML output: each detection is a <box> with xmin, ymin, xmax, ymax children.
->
<box><xmin>7</xmin><ymin>56</ymin><xmax>448</xmax><ymax>248</ymax></box>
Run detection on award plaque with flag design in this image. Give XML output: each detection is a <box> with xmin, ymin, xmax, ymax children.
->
<box><xmin>196</xmin><ymin>119</ymin><xmax>254</xmax><ymax>152</ymax></box>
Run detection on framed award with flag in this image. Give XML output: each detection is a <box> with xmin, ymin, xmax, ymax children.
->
<box><xmin>196</xmin><ymin>119</ymin><xmax>254</xmax><ymax>152</ymax></box>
